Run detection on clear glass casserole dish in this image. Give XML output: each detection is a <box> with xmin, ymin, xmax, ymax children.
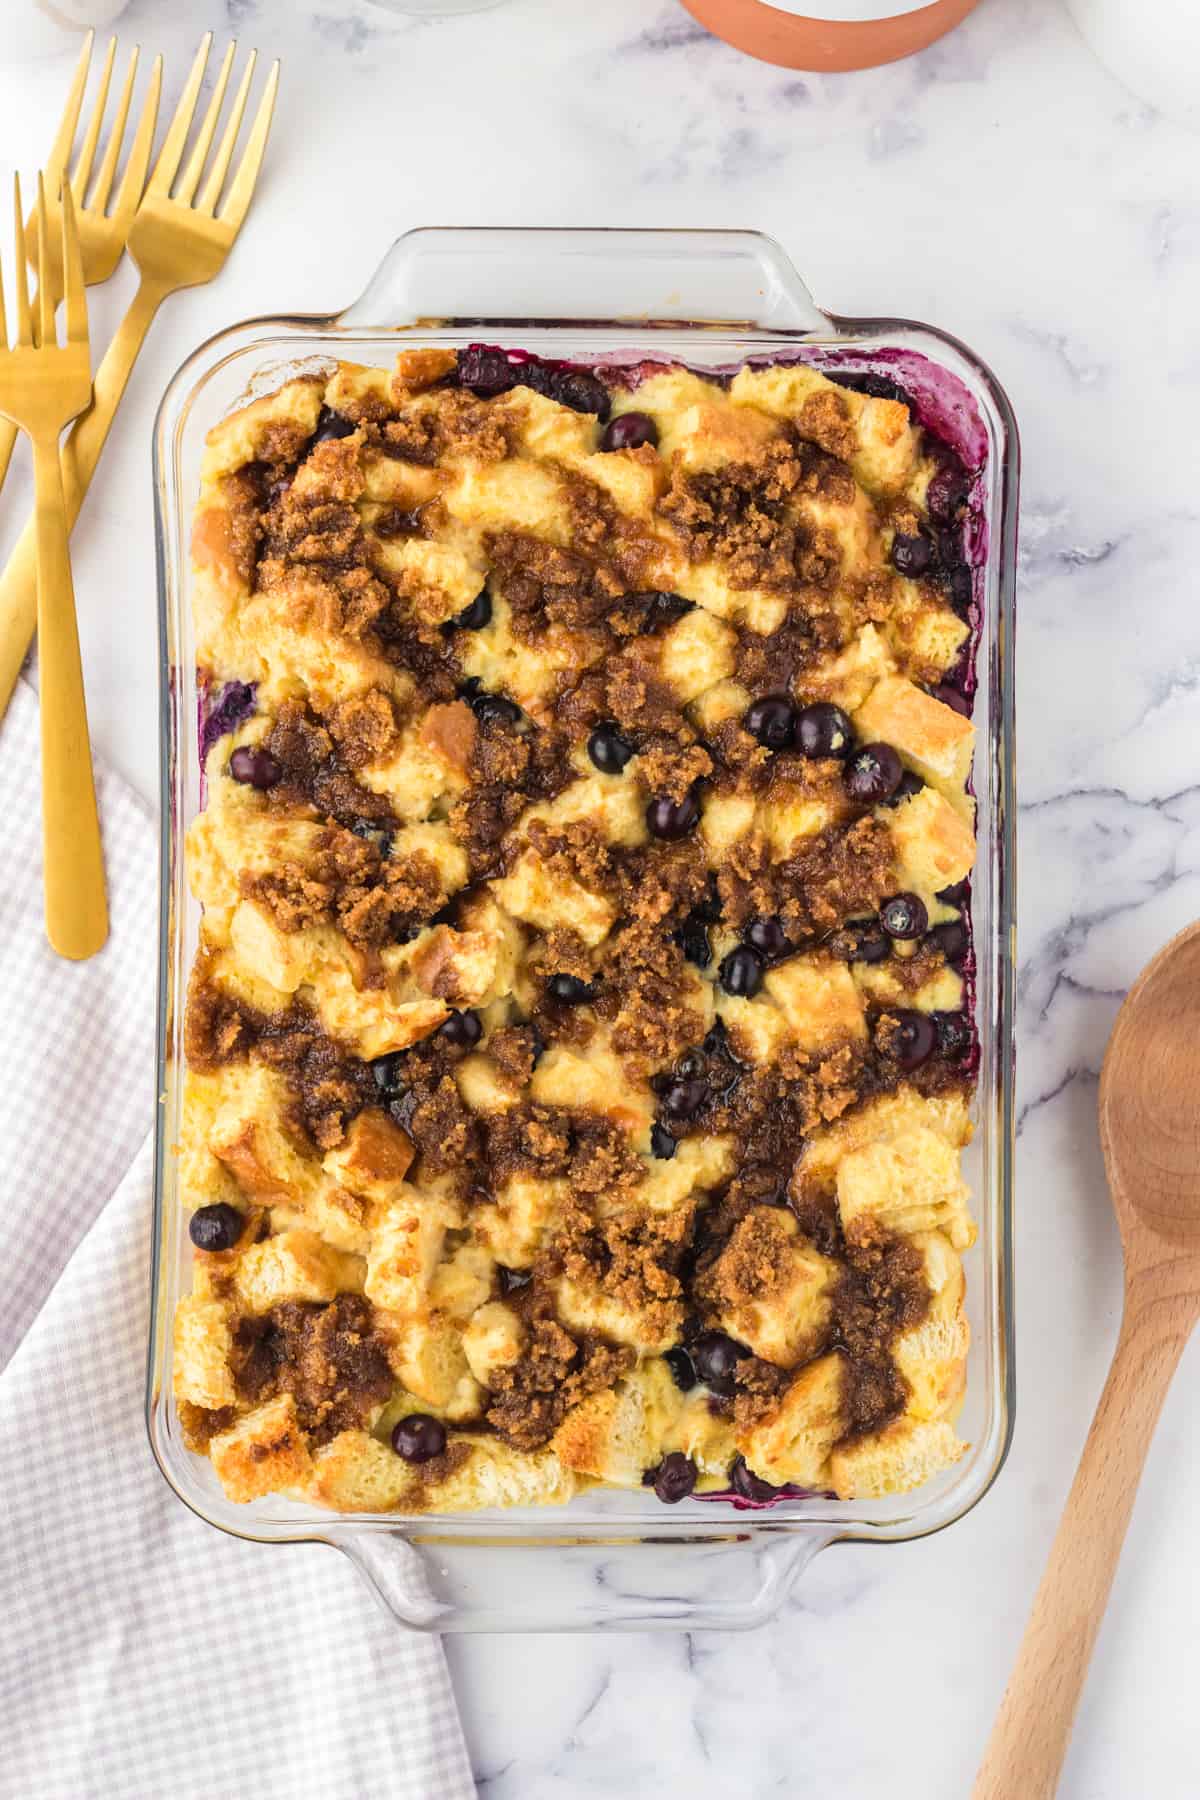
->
<box><xmin>148</xmin><ymin>227</ymin><xmax>1017</xmax><ymax>1633</ymax></box>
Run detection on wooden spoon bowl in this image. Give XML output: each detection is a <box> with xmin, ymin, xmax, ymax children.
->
<box><xmin>975</xmin><ymin>918</ymin><xmax>1200</xmax><ymax>1799</ymax></box>
<box><xmin>1103</xmin><ymin>922</ymin><xmax>1200</xmax><ymax>1251</ymax></box>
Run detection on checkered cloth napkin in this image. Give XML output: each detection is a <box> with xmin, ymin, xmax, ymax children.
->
<box><xmin>0</xmin><ymin>679</ymin><xmax>473</xmax><ymax>1800</ymax></box>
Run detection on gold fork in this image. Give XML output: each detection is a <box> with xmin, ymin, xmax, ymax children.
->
<box><xmin>0</xmin><ymin>175</ymin><xmax>106</xmax><ymax>960</ymax></box>
<box><xmin>0</xmin><ymin>35</ymin><xmax>280</xmax><ymax>719</ymax></box>
<box><xmin>0</xmin><ymin>31</ymin><xmax>161</xmax><ymax>495</ymax></box>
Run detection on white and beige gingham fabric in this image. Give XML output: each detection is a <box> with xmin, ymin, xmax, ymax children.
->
<box><xmin>0</xmin><ymin>679</ymin><xmax>474</xmax><ymax>1800</ymax></box>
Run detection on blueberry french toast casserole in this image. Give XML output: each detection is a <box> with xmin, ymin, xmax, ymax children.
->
<box><xmin>175</xmin><ymin>344</ymin><xmax>979</xmax><ymax>1514</ymax></box>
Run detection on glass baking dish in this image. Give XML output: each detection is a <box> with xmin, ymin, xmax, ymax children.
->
<box><xmin>148</xmin><ymin>227</ymin><xmax>1017</xmax><ymax>1633</ymax></box>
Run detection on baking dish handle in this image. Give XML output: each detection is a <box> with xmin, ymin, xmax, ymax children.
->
<box><xmin>334</xmin><ymin>1524</ymin><xmax>837</xmax><ymax>1634</ymax></box>
<box><xmin>335</xmin><ymin>227</ymin><xmax>833</xmax><ymax>335</ymax></box>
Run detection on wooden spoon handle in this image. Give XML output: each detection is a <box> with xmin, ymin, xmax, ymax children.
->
<box><xmin>974</xmin><ymin>1290</ymin><xmax>1196</xmax><ymax>1800</ymax></box>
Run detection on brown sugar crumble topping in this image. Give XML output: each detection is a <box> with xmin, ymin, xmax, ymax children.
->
<box><xmin>177</xmin><ymin>346</ymin><xmax>981</xmax><ymax>1514</ymax></box>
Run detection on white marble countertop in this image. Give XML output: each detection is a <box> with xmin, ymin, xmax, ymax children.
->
<box><xmin>2</xmin><ymin>0</ymin><xmax>1198</xmax><ymax>1793</ymax></box>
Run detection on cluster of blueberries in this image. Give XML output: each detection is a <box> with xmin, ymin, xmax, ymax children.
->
<box><xmin>829</xmin><ymin>370</ymin><xmax>973</xmax><ymax>612</ymax></box>
<box><xmin>457</xmin><ymin>348</ymin><xmax>655</xmax><ymax>460</ymax></box>
<box><xmin>641</xmin><ymin>1328</ymin><xmax>789</xmax><ymax>1503</ymax></box>
<box><xmin>582</xmin><ymin>685</ymin><xmax>968</xmax><ymax>865</ymax></box>
<box><xmin>648</xmin><ymin>1021</ymin><xmax>743</xmax><ymax>1160</ymax></box>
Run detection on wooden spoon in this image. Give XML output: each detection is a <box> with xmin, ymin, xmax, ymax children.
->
<box><xmin>974</xmin><ymin>919</ymin><xmax>1200</xmax><ymax>1799</ymax></box>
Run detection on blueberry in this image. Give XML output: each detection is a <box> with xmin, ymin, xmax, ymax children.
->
<box><xmin>312</xmin><ymin>406</ymin><xmax>356</xmax><ymax>445</ymax></box>
<box><xmin>551</xmin><ymin>370</ymin><xmax>611</xmax><ymax>421</ymax></box>
<box><xmin>730</xmin><ymin>1454</ymin><xmax>780</xmax><ymax>1502</ymax></box>
<box><xmin>880</xmin><ymin>893</ymin><xmax>928</xmax><ymax>941</ymax></box>
<box><xmin>646</xmin><ymin>789</ymin><xmax>701</xmax><ymax>840</ymax></box>
<box><xmin>693</xmin><ymin>874</ymin><xmax>722</xmax><ymax>924</ymax></box>
<box><xmin>849</xmin><ymin>921</ymin><xmax>890</xmax><ymax>965</ymax></box>
<box><xmin>454</xmin><ymin>588</ymin><xmax>492</xmax><ymax>631</ymax></box>
<box><xmin>946</xmin><ymin>564</ymin><xmax>973</xmax><ymax>612</ymax></box>
<box><xmin>886</xmin><ymin>770</ymin><xmax>926</xmax><ymax>807</ymax></box>
<box><xmin>438</xmin><ymin>1009</ymin><xmax>483</xmax><ymax>1048</ymax></box>
<box><xmin>931</xmin><ymin>681</ymin><xmax>971</xmax><ymax>718</ymax></box>
<box><xmin>891</xmin><ymin>531</ymin><xmax>933</xmax><ymax>578</ymax></box>
<box><xmin>472</xmin><ymin>693</ymin><xmax>523</xmax><ymax>728</ymax></box>
<box><xmin>371</xmin><ymin>1053</ymin><xmax>405</xmax><ymax>1094</ymax></box>
<box><xmin>934</xmin><ymin>1011</ymin><xmax>972</xmax><ymax>1061</ymax></box>
<box><xmin>637</xmin><ymin>591</ymin><xmax>693</xmax><ymax>633</ymax></box>
<box><xmin>885</xmin><ymin>1009</ymin><xmax>937</xmax><ymax>1072</ymax></box>
<box><xmin>844</xmin><ymin>742</ymin><xmax>903</xmax><ymax>805</ymax></box>
<box><xmin>664</xmin><ymin>1346</ymin><xmax>697</xmax><ymax>1392</ymax></box>
<box><xmin>830</xmin><ymin>370</ymin><xmax>911</xmax><ymax>405</ymax></box>
<box><xmin>547</xmin><ymin>972</ymin><xmax>594</xmax><ymax>1005</ymax></box>
<box><xmin>389</xmin><ymin>1093</ymin><xmax>418</xmax><ymax>1134</ymax></box>
<box><xmin>675</xmin><ymin>1050</ymin><xmax>708</xmax><ymax>1081</ymax></box>
<box><xmin>795</xmin><ymin>702</ymin><xmax>853</xmax><ymax>759</ymax></box>
<box><xmin>189</xmin><ymin>1203</ymin><xmax>244</xmax><ymax>1253</ymax></box>
<box><xmin>745</xmin><ymin>916</ymin><xmax>789</xmax><ymax>960</ymax></box>
<box><xmin>929</xmin><ymin>919</ymin><xmax>968</xmax><ymax>965</ymax></box>
<box><xmin>676</xmin><ymin>918</ymin><xmax>711</xmax><ymax>969</ymax></box>
<box><xmin>690</xmin><ymin>1330</ymin><xmax>747</xmax><ymax>1397</ymax></box>
<box><xmin>937</xmin><ymin>879</ymin><xmax>969</xmax><ymax>907</ymax></box>
<box><xmin>653</xmin><ymin>1452</ymin><xmax>697</xmax><ymax>1504</ymax></box>
<box><xmin>459</xmin><ymin>345</ymin><xmax>514</xmax><ymax>397</ymax></box>
<box><xmin>662</xmin><ymin>1078</ymin><xmax>708</xmax><ymax>1120</ymax></box>
<box><xmin>521</xmin><ymin>360</ymin><xmax>562</xmax><ymax>397</ymax></box>
<box><xmin>391</xmin><ymin>1414</ymin><xmax>447</xmax><ymax>1463</ymax></box>
<box><xmin>601</xmin><ymin>411</ymin><xmax>658</xmax><ymax>452</ymax></box>
<box><xmin>229</xmin><ymin>745</ymin><xmax>282</xmax><ymax>790</ymax></box>
<box><xmin>744</xmin><ymin>694</ymin><xmax>797</xmax><ymax>751</ymax></box>
<box><xmin>927</xmin><ymin>458</ymin><xmax>969</xmax><ymax>524</ymax></box>
<box><xmin>349</xmin><ymin>817</ymin><xmax>394</xmax><ymax>855</ymax></box>
<box><xmin>650</xmin><ymin>1123</ymin><xmax>678</xmax><ymax>1160</ymax></box>
<box><xmin>588</xmin><ymin>723</ymin><xmax>635</xmax><ymax>774</ymax></box>
<box><xmin>497</xmin><ymin>1265</ymin><xmax>532</xmax><ymax>1297</ymax></box>
<box><xmin>719</xmin><ymin>945</ymin><xmax>764</xmax><ymax>998</ymax></box>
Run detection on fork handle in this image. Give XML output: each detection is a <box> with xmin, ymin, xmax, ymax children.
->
<box><xmin>0</xmin><ymin>417</ymin><xmax>17</xmax><ymax>494</ymax></box>
<box><xmin>0</xmin><ymin>277</ymin><xmax>165</xmax><ymax>717</ymax></box>
<box><xmin>31</xmin><ymin>434</ymin><xmax>108</xmax><ymax>960</ymax></box>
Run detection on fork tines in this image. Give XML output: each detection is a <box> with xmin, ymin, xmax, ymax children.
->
<box><xmin>151</xmin><ymin>34</ymin><xmax>280</xmax><ymax>229</ymax></box>
<box><xmin>3</xmin><ymin>172</ymin><xmax>87</xmax><ymax>354</ymax></box>
<box><xmin>46</xmin><ymin>30</ymin><xmax>156</xmax><ymax>226</ymax></box>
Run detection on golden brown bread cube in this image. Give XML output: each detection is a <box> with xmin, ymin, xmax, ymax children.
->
<box><xmin>836</xmin><ymin>1125</ymin><xmax>976</xmax><ymax>1251</ymax></box>
<box><xmin>210</xmin><ymin>1394</ymin><xmax>313</xmax><ymax>1503</ymax></box>
<box><xmin>888</xmin><ymin>786</ymin><xmax>976</xmax><ymax>894</ymax></box>
<box><xmin>306</xmin><ymin>1430</ymin><xmax>412</xmax><ymax>1512</ymax></box>
<box><xmin>555</xmin><ymin>1272</ymin><xmax>681</xmax><ymax>1355</ymax></box>
<box><xmin>829</xmin><ymin>1417</ymin><xmax>966</xmax><ymax>1499</ymax></box>
<box><xmin>385</xmin><ymin>1315</ymin><xmax>482</xmax><ymax>1420</ymax></box>
<box><xmin>736</xmin><ymin>1353</ymin><xmax>845</xmax><ymax>1489</ymax></box>
<box><xmin>207</xmin><ymin>1065</ymin><xmax>318</xmax><ymax>1206</ymax></box>
<box><xmin>461</xmin><ymin>1301</ymin><xmax>526</xmax><ymax>1386</ymax></box>
<box><xmin>323</xmin><ymin>1107</ymin><xmax>415</xmax><ymax>1198</ymax></box>
<box><xmin>173</xmin><ymin>1296</ymin><xmax>237</xmax><ymax>1410</ymax></box>
<box><xmin>491</xmin><ymin>847</ymin><xmax>614</xmax><ymax>946</ymax></box>
<box><xmin>710</xmin><ymin>1209</ymin><xmax>838</xmax><ymax>1369</ymax></box>
<box><xmin>553</xmin><ymin>1361</ymin><xmax>682</xmax><ymax>1487</ymax></box>
<box><xmin>364</xmin><ymin>1191</ymin><xmax>461</xmax><ymax>1316</ymax></box>
<box><xmin>894</xmin><ymin>1231</ymin><xmax>970</xmax><ymax>1421</ymax></box>
<box><xmin>764</xmin><ymin>955</ymin><xmax>867</xmax><ymax>1052</ymax></box>
<box><xmin>854</xmin><ymin>674</ymin><xmax>974</xmax><ymax>809</ymax></box>
<box><xmin>420</xmin><ymin>1437</ymin><xmax>576</xmax><ymax>1512</ymax></box>
<box><xmin>233</xmin><ymin>1229</ymin><xmax>365</xmax><ymax>1315</ymax></box>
